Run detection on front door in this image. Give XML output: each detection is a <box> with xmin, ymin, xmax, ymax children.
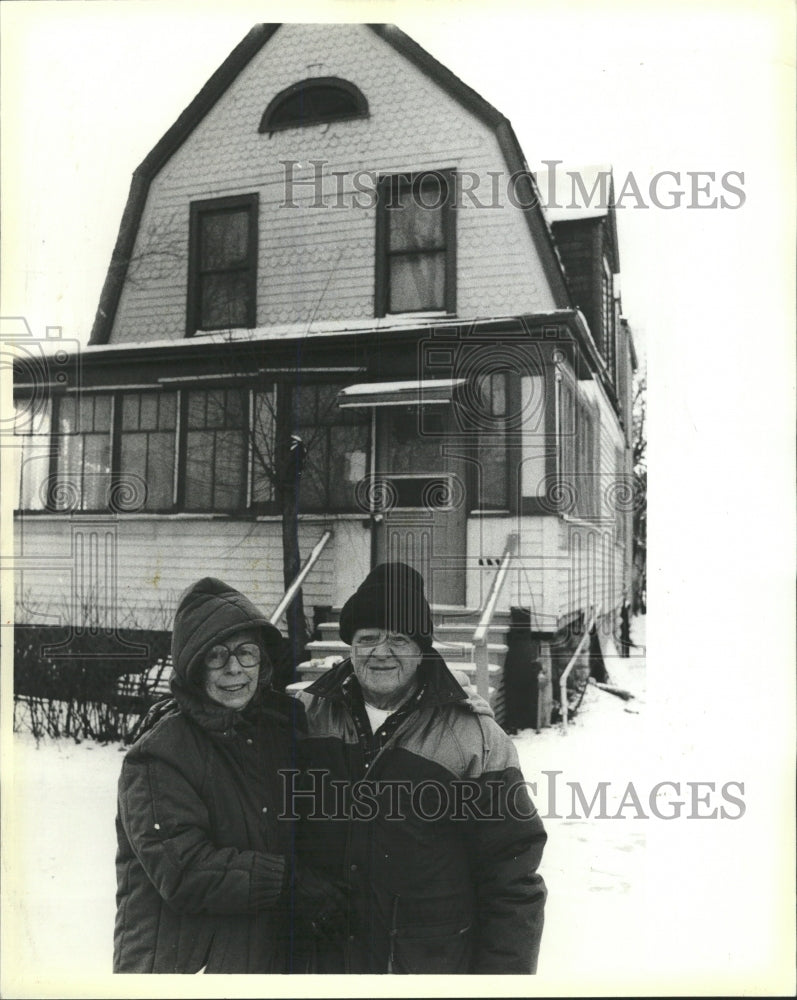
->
<box><xmin>373</xmin><ymin>406</ymin><xmax>467</xmax><ymax>606</ymax></box>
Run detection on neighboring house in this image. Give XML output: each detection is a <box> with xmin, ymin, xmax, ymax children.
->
<box><xmin>13</xmin><ymin>23</ymin><xmax>638</xmax><ymax>705</ymax></box>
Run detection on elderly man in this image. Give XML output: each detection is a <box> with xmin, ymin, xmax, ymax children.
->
<box><xmin>293</xmin><ymin>562</ymin><xmax>547</xmax><ymax>975</ymax></box>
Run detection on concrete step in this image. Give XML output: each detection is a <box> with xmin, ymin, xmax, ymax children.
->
<box><xmin>316</xmin><ymin>620</ymin><xmax>511</xmax><ymax>645</ymax></box>
<box><xmin>435</xmin><ymin>623</ymin><xmax>511</xmax><ymax>644</ymax></box>
<box><xmin>315</xmin><ymin>606</ymin><xmax>513</xmax><ymax>627</ymax></box>
<box><xmin>296</xmin><ymin>657</ymin><xmax>503</xmax><ymax>684</ymax></box>
<box><xmin>305</xmin><ymin>637</ymin><xmax>508</xmax><ymax>664</ymax></box>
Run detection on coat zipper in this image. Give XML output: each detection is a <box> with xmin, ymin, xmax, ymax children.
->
<box><xmin>387</xmin><ymin>895</ymin><xmax>399</xmax><ymax>974</ymax></box>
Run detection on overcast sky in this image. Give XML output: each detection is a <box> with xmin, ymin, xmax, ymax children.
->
<box><xmin>2</xmin><ymin>1</ymin><xmax>795</xmax><ymax>993</ymax></box>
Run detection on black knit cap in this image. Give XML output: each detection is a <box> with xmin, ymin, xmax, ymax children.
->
<box><xmin>338</xmin><ymin>562</ymin><xmax>434</xmax><ymax>651</ymax></box>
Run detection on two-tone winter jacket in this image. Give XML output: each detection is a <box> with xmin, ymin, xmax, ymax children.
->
<box><xmin>294</xmin><ymin>652</ymin><xmax>547</xmax><ymax>975</ymax></box>
<box><xmin>113</xmin><ymin>579</ymin><xmax>304</xmax><ymax>973</ymax></box>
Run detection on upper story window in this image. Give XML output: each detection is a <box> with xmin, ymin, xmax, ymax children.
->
<box><xmin>259</xmin><ymin>77</ymin><xmax>368</xmax><ymax>133</ymax></box>
<box><xmin>187</xmin><ymin>194</ymin><xmax>258</xmax><ymax>335</ymax></box>
<box><xmin>375</xmin><ymin>169</ymin><xmax>456</xmax><ymax>317</ymax></box>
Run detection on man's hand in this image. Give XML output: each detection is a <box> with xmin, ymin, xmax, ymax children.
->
<box><xmin>289</xmin><ymin>864</ymin><xmax>349</xmax><ymax>941</ymax></box>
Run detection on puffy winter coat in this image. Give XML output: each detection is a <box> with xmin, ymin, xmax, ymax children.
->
<box><xmin>294</xmin><ymin>653</ymin><xmax>547</xmax><ymax>974</ymax></box>
<box><xmin>113</xmin><ymin>579</ymin><xmax>303</xmax><ymax>973</ymax></box>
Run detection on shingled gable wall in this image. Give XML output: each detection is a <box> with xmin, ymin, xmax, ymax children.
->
<box><xmin>107</xmin><ymin>22</ymin><xmax>558</xmax><ymax>344</ymax></box>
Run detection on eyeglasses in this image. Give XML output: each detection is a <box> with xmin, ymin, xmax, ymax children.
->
<box><xmin>353</xmin><ymin>630</ymin><xmax>416</xmax><ymax>653</ymax></box>
<box><xmin>204</xmin><ymin>642</ymin><xmax>261</xmax><ymax>671</ymax></box>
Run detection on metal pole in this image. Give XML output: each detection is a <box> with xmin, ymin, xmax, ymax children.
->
<box><xmin>269</xmin><ymin>529</ymin><xmax>333</xmax><ymax>625</ymax></box>
<box><xmin>471</xmin><ymin>533</ymin><xmax>518</xmax><ymax>701</ymax></box>
<box><xmin>474</xmin><ymin>638</ymin><xmax>490</xmax><ymax>702</ymax></box>
<box><xmin>560</xmin><ymin>606</ymin><xmax>598</xmax><ymax>731</ymax></box>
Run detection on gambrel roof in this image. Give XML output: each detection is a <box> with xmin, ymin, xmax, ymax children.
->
<box><xmin>89</xmin><ymin>23</ymin><xmax>571</xmax><ymax>346</ymax></box>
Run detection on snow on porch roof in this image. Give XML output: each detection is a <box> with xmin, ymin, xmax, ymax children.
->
<box><xmin>337</xmin><ymin>379</ymin><xmax>466</xmax><ymax>407</ymax></box>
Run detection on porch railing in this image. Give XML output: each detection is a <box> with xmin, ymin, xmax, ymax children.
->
<box><xmin>269</xmin><ymin>530</ymin><xmax>333</xmax><ymax>626</ymax></box>
<box><xmin>472</xmin><ymin>533</ymin><xmax>518</xmax><ymax>700</ymax></box>
<box><xmin>560</xmin><ymin>605</ymin><xmax>599</xmax><ymax>731</ymax></box>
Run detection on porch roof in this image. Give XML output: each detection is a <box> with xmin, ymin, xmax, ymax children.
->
<box><xmin>337</xmin><ymin>378</ymin><xmax>466</xmax><ymax>408</ymax></box>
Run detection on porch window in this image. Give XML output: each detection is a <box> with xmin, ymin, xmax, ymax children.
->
<box><xmin>119</xmin><ymin>391</ymin><xmax>177</xmax><ymax>510</ymax></box>
<box><xmin>251</xmin><ymin>388</ymin><xmax>277</xmax><ymax>506</ymax></box>
<box><xmin>375</xmin><ymin>170</ymin><xmax>456</xmax><ymax>316</ymax></box>
<box><xmin>54</xmin><ymin>394</ymin><xmax>113</xmax><ymax>511</ymax></box>
<box><xmin>558</xmin><ymin>379</ymin><xmax>599</xmax><ymax>519</ymax></box>
<box><xmin>183</xmin><ymin>389</ymin><xmax>247</xmax><ymax>512</ymax></box>
<box><xmin>476</xmin><ymin>371</ymin><xmax>509</xmax><ymax>509</ymax></box>
<box><xmin>576</xmin><ymin>398</ymin><xmax>598</xmax><ymax>518</ymax></box>
<box><xmin>14</xmin><ymin>397</ymin><xmax>51</xmax><ymax>510</ymax></box>
<box><xmin>615</xmin><ymin>445</ymin><xmax>627</xmax><ymax>545</ymax></box>
<box><xmin>17</xmin><ymin>381</ymin><xmax>368</xmax><ymax>516</ymax></box>
<box><xmin>292</xmin><ymin>383</ymin><xmax>369</xmax><ymax>511</ymax></box>
<box><xmin>187</xmin><ymin>195</ymin><xmax>258</xmax><ymax>334</ymax></box>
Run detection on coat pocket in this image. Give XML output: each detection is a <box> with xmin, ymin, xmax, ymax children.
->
<box><xmin>389</xmin><ymin>920</ymin><xmax>472</xmax><ymax>975</ymax></box>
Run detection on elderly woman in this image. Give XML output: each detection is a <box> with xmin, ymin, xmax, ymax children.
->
<box><xmin>113</xmin><ymin>577</ymin><xmax>344</xmax><ymax>973</ymax></box>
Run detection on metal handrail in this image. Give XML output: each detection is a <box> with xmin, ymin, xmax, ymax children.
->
<box><xmin>560</xmin><ymin>605</ymin><xmax>600</xmax><ymax>731</ymax></box>
<box><xmin>472</xmin><ymin>533</ymin><xmax>518</xmax><ymax>700</ymax></box>
<box><xmin>269</xmin><ymin>530</ymin><xmax>333</xmax><ymax>626</ymax></box>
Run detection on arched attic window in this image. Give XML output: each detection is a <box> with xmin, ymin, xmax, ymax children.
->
<box><xmin>259</xmin><ymin>77</ymin><xmax>368</xmax><ymax>133</ymax></box>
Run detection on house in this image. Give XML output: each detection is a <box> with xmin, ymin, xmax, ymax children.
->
<box><xmin>13</xmin><ymin>23</ymin><xmax>638</xmax><ymax>716</ymax></box>
<box><xmin>536</xmin><ymin>163</ymin><xmax>640</xmax><ymax>606</ymax></box>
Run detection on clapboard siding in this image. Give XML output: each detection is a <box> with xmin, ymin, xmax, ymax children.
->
<box><xmin>110</xmin><ymin>23</ymin><xmax>556</xmax><ymax>344</ymax></box>
<box><xmin>13</xmin><ymin>515</ymin><xmax>356</xmax><ymax>631</ymax></box>
<box><xmin>548</xmin><ymin>377</ymin><xmax>626</xmax><ymax>621</ymax></box>
<box><xmin>465</xmin><ymin>516</ymin><xmax>551</xmax><ymax>621</ymax></box>
<box><xmin>464</xmin><ymin>510</ymin><xmax>625</xmax><ymax>629</ymax></box>
<box><xmin>595</xmin><ymin>379</ymin><xmax>626</xmax><ymax>615</ymax></box>
<box><xmin>556</xmin><ymin>521</ymin><xmax>622</xmax><ymax>621</ymax></box>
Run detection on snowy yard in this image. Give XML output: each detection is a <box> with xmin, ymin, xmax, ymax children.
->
<box><xmin>5</xmin><ymin>675</ymin><xmax>648</xmax><ymax>987</ymax></box>
<box><xmin>4</xmin><ymin>623</ymin><xmax>651</xmax><ymax>992</ymax></box>
<box><xmin>4</xmin><ymin>617</ymin><xmax>788</xmax><ymax>996</ymax></box>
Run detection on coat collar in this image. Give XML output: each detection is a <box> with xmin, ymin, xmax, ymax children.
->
<box><xmin>131</xmin><ymin>684</ymin><xmax>306</xmax><ymax>744</ymax></box>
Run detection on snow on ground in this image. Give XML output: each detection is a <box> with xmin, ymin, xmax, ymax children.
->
<box><xmin>6</xmin><ymin>732</ymin><xmax>124</xmax><ymax>984</ymax></box>
<box><xmin>5</xmin><ymin>621</ymin><xmax>649</xmax><ymax>990</ymax></box>
<box><xmin>514</xmin><ymin>616</ymin><xmax>649</xmax><ymax>981</ymax></box>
